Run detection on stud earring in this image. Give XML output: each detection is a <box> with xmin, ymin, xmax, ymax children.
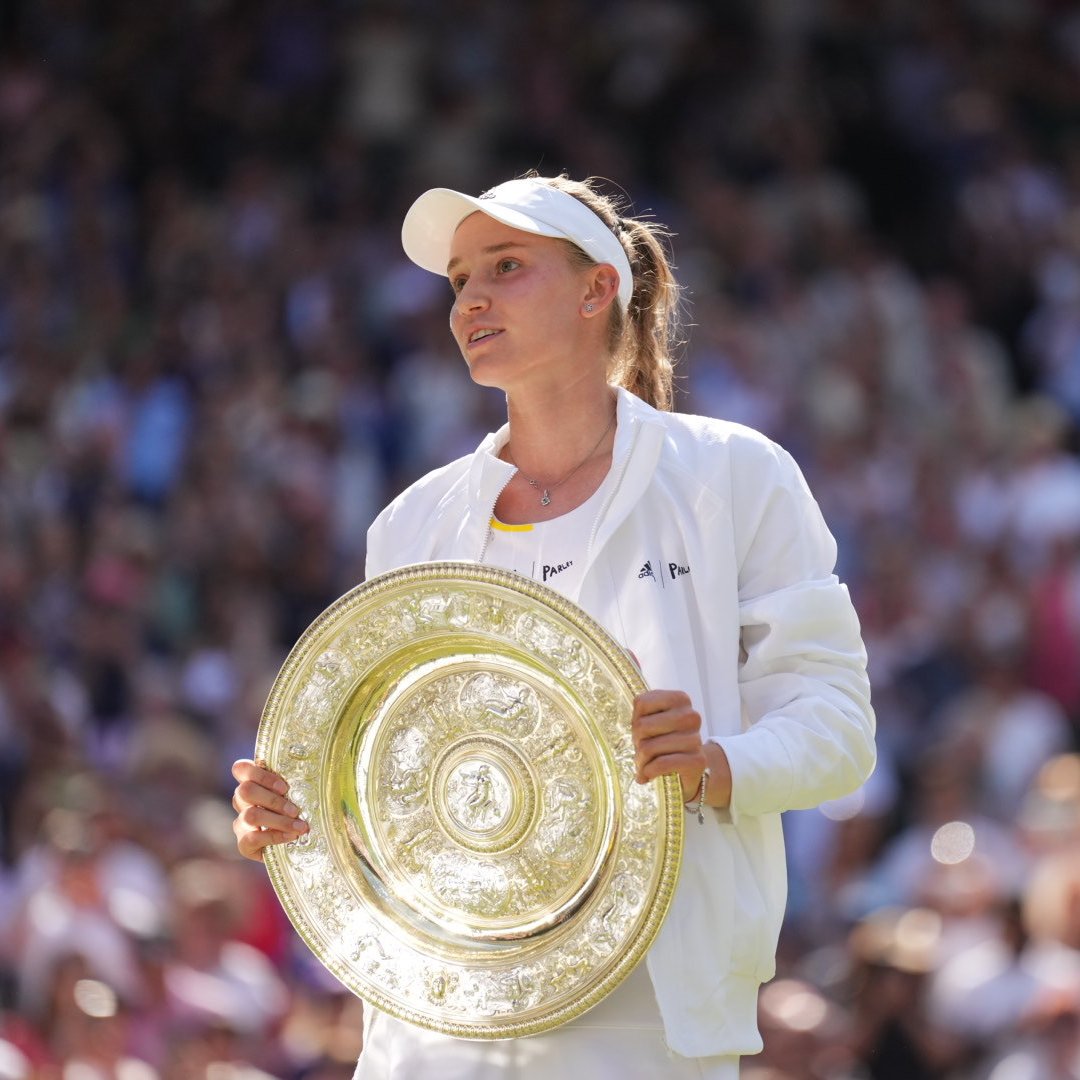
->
<box><xmin>584</xmin><ymin>303</ymin><xmax>594</xmax><ymax>313</ymax></box>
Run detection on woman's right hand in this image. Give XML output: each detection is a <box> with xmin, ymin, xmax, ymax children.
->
<box><xmin>231</xmin><ymin>758</ymin><xmax>309</xmax><ymax>862</ymax></box>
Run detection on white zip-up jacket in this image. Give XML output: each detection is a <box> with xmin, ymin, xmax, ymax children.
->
<box><xmin>365</xmin><ymin>387</ymin><xmax>876</xmax><ymax>1057</ymax></box>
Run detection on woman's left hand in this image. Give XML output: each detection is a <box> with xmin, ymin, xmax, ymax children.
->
<box><xmin>631</xmin><ymin>689</ymin><xmax>731</xmax><ymax>808</ymax></box>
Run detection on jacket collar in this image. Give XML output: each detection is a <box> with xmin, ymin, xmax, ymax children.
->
<box><xmin>463</xmin><ymin>386</ymin><xmax>668</xmax><ymax>562</ymax></box>
<box><xmin>467</xmin><ymin>423</ymin><xmax>516</xmax><ymax>508</ymax></box>
<box><xmin>589</xmin><ymin>387</ymin><xmax>666</xmax><ymax>560</ymax></box>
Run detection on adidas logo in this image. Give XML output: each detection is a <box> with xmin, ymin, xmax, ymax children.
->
<box><xmin>638</xmin><ymin>560</ymin><xmax>655</xmax><ymax>580</ymax></box>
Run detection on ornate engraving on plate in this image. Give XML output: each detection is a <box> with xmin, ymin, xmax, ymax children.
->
<box><xmin>433</xmin><ymin>737</ymin><xmax>534</xmax><ymax>852</ymax></box>
<box><xmin>445</xmin><ymin>759</ymin><xmax>512</xmax><ymax>832</ymax></box>
<box><xmin>362</xmin><ymin>666</ymin><xmax>605</xmax><ymax>932</ymax></box>
<box><xmin>257</xmin><ymin>563</ymin><xmax>682</xmax><ymax>1041</ymax></box>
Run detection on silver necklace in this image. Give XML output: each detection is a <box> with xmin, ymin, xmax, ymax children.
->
<box><xmin>505</xmin><ymin>413</ymin><xmax>616</xmax><ymax>507</ymax></box>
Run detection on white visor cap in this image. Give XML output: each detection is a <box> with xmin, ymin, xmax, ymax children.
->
<box><xmin>401</xmin><ymin>178</ymin><xmax>634</xmax><ymax>312</ymax></box>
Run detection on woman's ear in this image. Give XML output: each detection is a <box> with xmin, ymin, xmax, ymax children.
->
<box><xmin>581</xmin><ymin>263</ymin><xmax>621</xmax><ymax>317</ymax></box>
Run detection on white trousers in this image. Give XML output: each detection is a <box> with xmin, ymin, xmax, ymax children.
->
<box><xmin>353</xmin><ymin>965</ymin><xmax>739</xmax><ymax>1079</ymax></box>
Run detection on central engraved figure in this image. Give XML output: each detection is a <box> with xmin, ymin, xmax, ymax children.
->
<box><xmin>446</xmin><ymin>759</ymin><xmax>513</xmax><ymax>833</ymax></box>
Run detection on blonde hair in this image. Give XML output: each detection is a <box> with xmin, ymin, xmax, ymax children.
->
<box><xmin>524</xmin><ymin>172</ymin><xmax>682</xmax><ymax>412</ymax></box>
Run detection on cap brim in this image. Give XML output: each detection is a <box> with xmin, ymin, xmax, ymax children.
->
<box><xmin>401</xmin><ymin>188</ymin><xmax>567</xmax><ymax>278</ymax></box>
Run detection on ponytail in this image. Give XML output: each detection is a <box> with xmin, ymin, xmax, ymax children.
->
<box><xmin>525</xmin><ymin>173</ymin><xmax>683</xmax><ymax>411</ymax></box>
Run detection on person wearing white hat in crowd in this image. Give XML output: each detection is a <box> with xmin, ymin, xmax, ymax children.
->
<box><xmin>231</xmin><ymin>173</ymin><xmax>876</xmax><ymax>1077</ymax></box>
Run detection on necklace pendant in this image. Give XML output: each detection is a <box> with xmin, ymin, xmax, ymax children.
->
<box><xmin>540</xmin><ymin>490</ymin><xmax>551</xmax><ymax>507</ymax></box>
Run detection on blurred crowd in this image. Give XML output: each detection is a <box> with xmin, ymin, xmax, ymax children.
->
<box><xmin>1</xmin><ymin>1</ymin><xmax>1079</xmax><ymax>1077</ymax></box>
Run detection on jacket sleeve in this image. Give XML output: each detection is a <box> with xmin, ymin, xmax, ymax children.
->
<box><xmin>714</xmin><ymin>436</ymin><xmax>876</xmax><ymax>819</ymax></box>
<box><xmin>364</xmin><ymin>503</ymin><xmax>394</xmax><ymax>580</ymax></box>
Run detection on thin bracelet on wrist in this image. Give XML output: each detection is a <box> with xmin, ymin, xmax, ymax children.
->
<box><xmin>684</xmin><ymin>765</ymin><xmax>711</xmax><ymax>825</ymax></box>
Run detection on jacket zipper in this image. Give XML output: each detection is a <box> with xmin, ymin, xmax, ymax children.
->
<box><xmin>476</xmin><ymin>472</ymin><xmax>516</xmax><ymax>565</ymax></box>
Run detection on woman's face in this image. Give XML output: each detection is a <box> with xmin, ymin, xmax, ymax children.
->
<box><xmin>446</xmin><ymin>211</ymin><xmax>604</xmax><ymax>398</ymax></box>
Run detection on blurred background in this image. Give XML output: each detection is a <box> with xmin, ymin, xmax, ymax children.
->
<box><xmin>1</xmin><ymin>1</ymin><xmax>1079</xmax><ymax>1077</ymax></box>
